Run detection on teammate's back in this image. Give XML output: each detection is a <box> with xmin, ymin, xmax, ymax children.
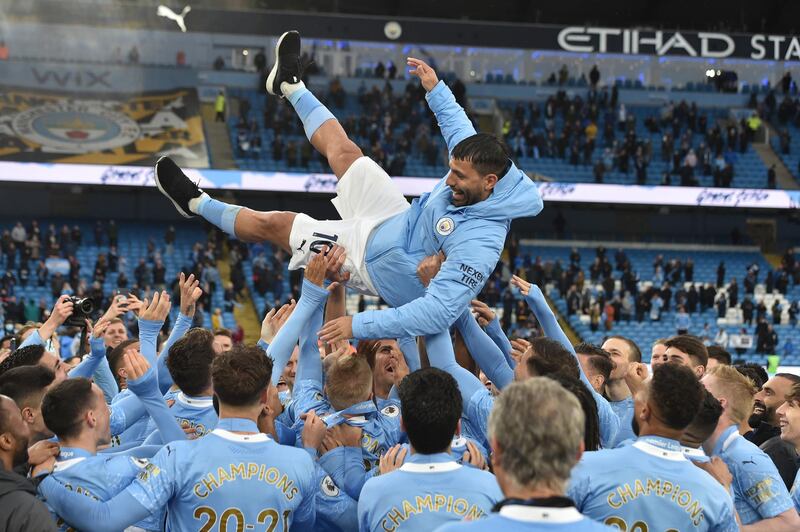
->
<box><xmin>569</xmin><ymin>440</ymin><xmax>736</xmax><ymax>530</ymax></box>
<box><xmin>568</xmin><ymin>364</ymin><xmax>738</xmax><ymax>532</ymax></box>
<box><xmin>143</xmin><ymin>425</ymin><xmax>315</xmax><ymax>531</ymax></box>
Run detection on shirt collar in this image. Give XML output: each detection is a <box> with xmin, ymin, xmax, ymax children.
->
<box><xmin>400</xmin><ymin>452</ymin><xmax>461</xmax><ymax>473</ymax></box>
<box><xmin>58</xmin><ymin>447</ymin><xmax>93</xmax><ymax>460</ymax></box>
<box><xmin>405</xmin><ymin>452</ymin><xmax>453</xmax><ymax>464</ymax></box>
<box><xmin>632</xmin><ymin>436</ymin><xmax>686</xmax><ymax>461</ymax></box>
<box><xmin>215</xmin><ymin>418</ymin><xmax>259</xmax><ymax>433</ymax></box>
<box><xmin>498</xmin><ymin>505</ymin><xmax>585</xmax><ymax>524</ymax></box>
<box><xmin>176</xmin><ymin>392</ymin><xmax>214</xmax><ymax>408</ymax></box>
<box><xmin>712</xmin><ymin>425</ymin><xmax>740</xmax><ymax>456</ymax></box>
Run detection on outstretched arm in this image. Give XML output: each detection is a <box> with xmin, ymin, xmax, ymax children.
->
<box><xmin>69</xmin><ymin>322</ymin><xmax>111</xmax><ymax>379</ymax></box>
<box><xmin>512</xmin><ymin>276</ymin><xmax>620</xmax><ymax>448</ymax></box>
<box><xmin>472</xmin><ymin>299</ymin><xmax>515</xmax><ymax>368</ymax></box>
<box><xmin>454</xmin><ymin>310</ymin><xmax>513</xmax><ymax>389</ymax></box>
<box><xmin>268</xmin><ymin>251</ymin><xmax>336</xmax><ymax>386</ymax></box>
<box><xmin>124</xmin><ymin>351</ymin><xmax>186</xmax><ymax>444</ymax></box>
<box><xmin>335</xmin><ymin>226</ymin><xmax>505</xmax><ymax>341</ymax></box>
<box><xmin>408</xmin><ymin>57</ymin><xmax>476</xmax><ymax>153</ymax></box>
<box><xmin>425</xmin><ymin>330</ymin><xmax>485</xmax><ymax>411</ymax></box>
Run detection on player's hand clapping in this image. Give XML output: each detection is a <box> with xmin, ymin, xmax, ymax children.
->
<box><xmin>471</xmin><ymin>300</ymin><xmax>496</xmax><ymax>327</ymax></box>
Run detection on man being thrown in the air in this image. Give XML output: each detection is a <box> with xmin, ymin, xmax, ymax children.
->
<box><xmin>153</xmin><ymin>30</ymin><xmax>542</xmax><ymax>341</ymax></box>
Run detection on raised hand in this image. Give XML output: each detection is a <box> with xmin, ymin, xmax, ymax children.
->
<box><xmin>122</xmin><ymin>350</ymin><xmax>152</xmax><ymax>381</ymax></box>
<box><xmin>510</xmin><ymin>338</ymin><xmax>531</xmax><ymax>364</ymax></box>
<box><xmin>123</xmin><ymin>293</ymin><xmax>145</xmax><ymax>316</ymax></box>
<box><xmin>510</xmin><ymin>275</ymin><xmax>532</xmax><ymax>296</ymax></box>
<box><xmin>260</xmin><ymin>300</ymin><xmax>296</xmax><ymax>345</ymax></box>
<box><xmin>471</xmin><ymin>299</ymin><xmax>497</xmax><ymax>327</ymax></box>
<box><xmin>304</xmin><ymin>252</ymin><xmax>327</xmax><ymax>287</ymax></box>
<box><xmin>324</xmin><ymin>244</ymin><xmax>351</xmax><ymax>285</ymax></box>
<box><xmin>27</xmin><ymin>440</ymin><xmax>59</xmax><ymax>467</ymax></box>
<box><xmin>91</xmin><ymin>318</ymin><xmax>111</xmax><ymax>339</ymax></box>
<box><xmin>379</xmin><ymin>444</ymin><xmax>408</xmax><ymax>475</ymax></box>
<box><xmin>328</xmin><ymin>423</ymin><xmax>362</xmax><ymax>448</ymax></box>
<box><xmin>386</xmin><ymin>351</ymin><xmax>410</xmax><ymax>387</ymax></box>
<box><xmin>416</xmin><ymin>251</ymin><xmax>444</xmax><ymax>287</ymax></box>
<box><xmin>407</xmin><ymin>57</ymin><xmax>439</xmax><ymax>92</ymax></box>
<box><xmin>300</xmin><ymin>409</ymin><xmax>326</xmax><ymax>451</ymax></box>
<box><xmin>178</xmin><ymin>272</ymin><xmax>203</xmax><ymax>317</ymax></box>
<box><xmin>318</xmin><ymin>316</ymin><xmax>353</xmax><ymax>344</ymax></box>
<box><xmin>462</xmin><ymin>440</ymin><xmax>488</xmax><ymax>471</ymax></box>
<box><xmin>140</xmin><ymin>291</ymin><xmax>172</xmax><ymax>322</ymax></box>
<box><xmin>39</xmin><ymin>295</ymin><xmax>75</xmax><ymax>343</ymax></box>
<box><xmin>625</xmin><ymin>362</ymin><xmax>649</xmax><ymax>396</ymax></box>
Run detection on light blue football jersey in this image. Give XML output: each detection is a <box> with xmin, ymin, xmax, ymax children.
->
<box><xmin>37</xmin><ymin>418</ymin><xmax>317</xmax><ymax>531</ymax></box>
<box><xmin>129</xmin><ymin>417</ymin><xmax>316</xmax><ymax>531</ymax></box>
<box><xmin>609</xmin><ymin>396</ymin><xmax>636</xmax><ymax>448</ymax></box>
<box><xmin>436</xmin><ymin>503</ymin><xmax>614</xmax><ymax>531</ymax></box>
<box><xmin>357</xmin><ymin>452</ymin><xmax>502</xmax><ymax>531</ymax></box>
<box><xmin>712</xmin><ymin>425</ymin><xmax>795</xmax><ymax>525</ymax></box>
<box><xmin>313</xmin><ymin>464</ymin><xmax>358</xmax><ymax>532</ymax></box>
<box><xmin>791</xmin><ymin>469</ymin><xmax>800</xmax><ymax>513</ymax></box>
<box><xmin>142</xmin><ymin>392</ymin><xmax>217</xmax><ymax>445</ymax></box>
<box><xmin>47</xmin><ymin>447</ymin><xmax>163</xmax><ymax>532</ymax></box>
<box><xmin>568</xmin><ymin>435</ymin><xmax>738</xmax><ymax>531</ymax></box>
<box><xmin>289</xmin><ymin>379</ymin><xmax>403</xmax><ymax>473</ymax></box>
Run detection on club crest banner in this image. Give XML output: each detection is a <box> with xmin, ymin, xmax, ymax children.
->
<box><xmin>0</xmin><ymin>87</ymin><xmax>209</xmax><ymax>168</ymax></box>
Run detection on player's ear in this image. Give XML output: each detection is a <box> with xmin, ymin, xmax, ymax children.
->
<box><xmin>20</xmin><ymin>406</ymin><xmax>34</xmax><ymax>424</ymax></box>
<box><xmin>483</xmin><ymin>173</ymin><xmax>498</xmax><ymax>192</ymax></box>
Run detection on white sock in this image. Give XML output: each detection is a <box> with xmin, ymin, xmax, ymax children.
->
<box><xmin>188</xmin><ymin>192</ymin><xmax>209</xmax><ymax>214</ymax></box>
<box><xmin>281</xmin><ymin>79</ymin><xmax>305</xmax><ymax>97</ymax></box>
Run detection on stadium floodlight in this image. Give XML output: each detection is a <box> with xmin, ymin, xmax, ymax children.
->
<box><xmin>157</xmin><ymin>5</ymin><xmax>192</xmax><ymax>33</ymax></box>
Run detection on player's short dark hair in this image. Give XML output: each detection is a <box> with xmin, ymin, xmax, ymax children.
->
<box><xmin>167</xmin><ymin>329</ymin><xmax>215</xmax><ymax>396</ymax></box>
<box><xmin>683</xmin><ymin>389</ymin><xmax>723</xmax><ymax>444</ymax></box>
<box><xmin>0</xmin><ymin>366</ymin><xmax>55</xmax><ymax>408</ymax></box>
<box><xmin>707</xmin><ymin>345</ymin><xmax>732</xmax><ymax>366</ymax></box>
<box><xmin>606</xmin><ymin>335</ymin><xmax>642</xmax><ymax>363</ymax></box>
<box><xmin>212</xmin><ymin>344</ymin><xmax>273</xmax><ymax>407</ymax></box>
<box><xmin>451</xmin><ymin>133</ymin><xmax>511</xmax><ymax>177</ymax></box>
<box><xmin>785</xmin><ymin>382</ymin><xmax>800</xmax><ymax>404</ymax></box>
<box><xmin>0</xmin><ymin>344</ymin><xmax>46</xmax><ymax>377</ymax></box>
<box><xmin>398</xmin><ymin>368</ymin><xmax>461</xmax><ymax>454</ymax></box>
<box><xmin>547</xmin><ymin>373</ymin><xmax>601</xmax><ymax>451</ymax></box>
<box><xmin>107</xmin><ymin>339</ymin><xmax>140</xmax><ymax>374</ymax></box>
<box><xmin>775</xmin><ymin>373</ymin><xmax>800</xmax><ymax>385</ymax></box>
<box><xmin>526</xmin><ymin>337</ymin><xmax>580</xmax><ymax>380</ymax></box>
<box><xmin>575</xmin><ymin>343</ymin><xmax>613</xmax><ymax>382</ymax></box>
<box><xmin>664</xmin><ymin>335</ymin><xmax>708</xmax><ymax>368</ymax></box>
<box><xmin>649</xmin><ymin>364</ymin><xmax>703</xmax><ymax>431</ymax></box>
<box><xmin>734</xmin><ymin>363</ymin><xmax>768</xmax><ymax>390</ymax></box>
<box><xmin>41</xmin><ymin>378</ymin><xmax>96</xmax><ymax>440</ymax></box>
<box><xmin>214</xmin><ymin>328</ymin><xmax>232</xmax><ymax>339</ymax></box>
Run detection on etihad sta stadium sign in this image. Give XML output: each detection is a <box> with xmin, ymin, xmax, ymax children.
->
<box><xmin>557</xmin><ymin>27</ymin><xmax>800</xmax><ymax>61</ymax></box>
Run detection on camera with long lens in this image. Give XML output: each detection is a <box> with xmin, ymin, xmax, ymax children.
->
<box><xmin>66</xmin><ymin>297</ymin><xmax>95</xmax><ymax>327</ymax></box>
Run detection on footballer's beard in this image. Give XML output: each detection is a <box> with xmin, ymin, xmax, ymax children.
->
<box><xmin>450</xmin><ymin>187</ymin><xmax>474</xmax><ymax>206</ymax></box>
<box><xmin>632</xmin><ymin>415</ymin><xmax>640</xmax><ymax>438</ymax></box>
<box><xmin>748</xmin><ymin>400</ymin><xmax>768</xmax><ymax>429</ymax></box>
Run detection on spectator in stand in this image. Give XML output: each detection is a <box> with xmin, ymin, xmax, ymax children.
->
<box><xmin>214</xmin><ymin>91</ymin><xmax>225</xmax><ymax>122</ymax></box>
<box><xmin>0</xmin><ymin>41</ymin><xmax>8</xmax><ymax>61</ymax></box>
<box><xmin>675</xmin><ymin>305</ymin><xmax>691</xmax><ymax>335</ymax></box>
<box><xmin>589</xmin><ymin>65</ymin><xmax>600</xmax><ymax>88</ymax></box>
<box><xmin>127</xmin><ymin>46</ymin><xmax>139</xmax><ymax>64</ymax></box>
<box><xmin>176</xmin><ymin>50</ymin><xmax>186</xmax><ymax>66</ymax></box>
